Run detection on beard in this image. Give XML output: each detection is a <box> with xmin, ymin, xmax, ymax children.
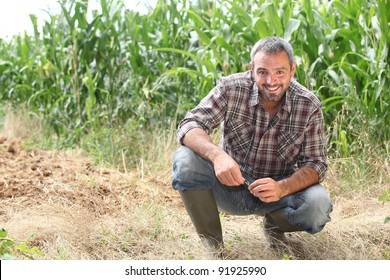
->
<box><xmin>258</xmin><ymin>83</ymin><xmax>289</xmax><ymax>102</ymax></box>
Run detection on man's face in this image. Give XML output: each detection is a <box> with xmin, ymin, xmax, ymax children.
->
<box><xmin>250</xmin><ymin>51</ymin><xmax>296</xmax><ymax>103</ymax></box>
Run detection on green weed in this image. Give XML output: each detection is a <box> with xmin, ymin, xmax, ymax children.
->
<box><xmin>0</xmin><ymin>228</ymin><xmax>43</xmax><ymax>260</ymax></box>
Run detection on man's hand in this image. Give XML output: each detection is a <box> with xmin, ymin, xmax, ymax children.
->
<box><xmin>212</xmin><ymin>153</ymin><xmax>245</xmax><ymax>186</ymax></box>
<box><xmin>182</xmin><ymin>128</ymin><xmax>245</xmax><ymax>186</ymax></box>
<box><xmin>248</xmin><ymin>166</ymin><xmax>319</xmax><ymax>202</ymax></box>
<box><xmin>248</xmin><ymin>178</ymin><xmax>286</xmax><ymax>203</ymax></box>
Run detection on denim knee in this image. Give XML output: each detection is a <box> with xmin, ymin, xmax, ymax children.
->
<box><xmin>285</xmin><ymin>184</ymin><xmax>333</xmax><ymax>234</ymax></box>
<box><xmin>171</xmin><ymin>146</ymin><xmax>216</xmax><ymax>191</ymax></box>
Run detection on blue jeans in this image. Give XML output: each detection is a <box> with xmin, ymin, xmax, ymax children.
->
<box><xmin>172</xmin><ymin>146</ymin><xmax>333</xmax><ymax>234</ymax></box>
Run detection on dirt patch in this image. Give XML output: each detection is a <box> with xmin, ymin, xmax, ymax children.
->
<box><xmin>1</xmin><ymin>146</ymin><xmax>114</xmax><ymax>214</ymax></box>
<box><xmin>0</xmin><ymin>138</ymin><xmax>185</xmax><ymax>259</ymax></box>
<box><xmin>0</xmin><ymin>139</ymin><xmax>177</xmax><ymax>212</ymax></box>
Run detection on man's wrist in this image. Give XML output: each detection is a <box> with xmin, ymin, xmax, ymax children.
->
<box><xmin>207</xmin><ymin>146</ymin><xmax>226</xmax><ymax>163</ymax></box>
<box><xmin>277</xmin><ymin>179</ymin><xmax>291</xmax><ymax>197</ymax></box>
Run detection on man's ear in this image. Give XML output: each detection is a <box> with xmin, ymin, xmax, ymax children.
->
<box><xmin>290</xmin><ymin>61</ymin><xmax>297</xmax><ymax>78</ymax></box>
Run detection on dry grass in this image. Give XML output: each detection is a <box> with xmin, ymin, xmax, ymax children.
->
<box><xmin>0</xmin><ymin>109</ymin><xmax>389</xmax><ymax>260</ymax></box>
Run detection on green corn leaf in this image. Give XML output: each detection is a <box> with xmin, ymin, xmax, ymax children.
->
<box><xmin>252</xmin><ymin>17</ymin><xmax>272</xmax><ymax>38</ymax></box>
<box><xmin>265</xmin><ymin>3</ymin><xmax>283</xmax><ymax>36</ymax></box>
<box><xmin>284</xmin><ymin>19</ymin><xmax>301</xmax><ymax>41</ymax></box>
<box><xmin>183</xmin><ymin>8</ymin><xmax>212</xmax><ymax>31</ymax></box>
<box><xmin>179</xmin><ymin>25</ymin><xmax>211</xmax><ymax>46</ymax></box>
<box><xmin>333</xmin><ymin>0</ymin><xmax>356</xmax><ymax>20</ymax></box>
<box><xmin>327</xmin><ymin>69</ymin><xmax>341</xmax><ymax>85</ymax></box>
<box><xmin>155</xmin><ymin>47</ymin><xmax>215</xmax><ymax>73</ymax></box>
<box><xmin>303</xmin><ymin>0</ymin><xmax>314</xmax><ymax>24</ymax></box>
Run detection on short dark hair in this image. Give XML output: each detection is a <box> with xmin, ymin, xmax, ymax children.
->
<box><xmin>250</xmin><ymin>37</ymin><xmax>295</xmax><ymax>68</ymax></box>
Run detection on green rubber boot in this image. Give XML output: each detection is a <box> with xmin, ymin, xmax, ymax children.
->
<box><xmin>179</xmin><ymin>190</ymin><xmax>224</xmax><ymax>258</ymax></box>
<box><xmin>263</xmin><ymin>208</ymin><xmax>304</xmax><ymax>248</ymax></box>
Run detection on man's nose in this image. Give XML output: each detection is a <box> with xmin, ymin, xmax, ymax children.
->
<box><xmin>266</xmin><ymin>74</ymin><xmax>275</xmax><ymax>84</ymax></box>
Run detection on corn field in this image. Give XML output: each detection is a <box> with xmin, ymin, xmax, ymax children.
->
<box><xmin>0</xmin><ymin>0</ymin><xmax>389</xmax><ymax>158</ymax></box>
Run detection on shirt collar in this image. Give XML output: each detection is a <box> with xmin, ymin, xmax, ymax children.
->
<box><xmin>251</xmin><ymin>82</ymin><xmax>260</xmax><ymax>107</ymax></box>
<box><xmin>283</xmin><ymin>79</ymin><xmax>297</xmax><ymax>113</ymax></box>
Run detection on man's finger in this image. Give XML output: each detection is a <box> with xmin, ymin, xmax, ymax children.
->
<box><xmin>231</xmin><ymin>170</ymin><xmax>245</xmax><ymax>186</ymax></box>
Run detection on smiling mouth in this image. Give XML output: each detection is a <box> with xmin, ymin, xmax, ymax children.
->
<box><xmin>264</xmin><ymin>84</ymin><xmax>281</xmax><ymax>92</ymax></box>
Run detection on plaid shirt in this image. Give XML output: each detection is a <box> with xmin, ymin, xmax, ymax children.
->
<box><xmin>177</xmin><ymin>70</ymin><xmax>328</xmax><ymax>182</ymax></box>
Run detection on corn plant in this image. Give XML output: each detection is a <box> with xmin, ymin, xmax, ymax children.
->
<box><xmin>0</xmin><ymin>0</ymin><xmax>388</xmax><ymax>159</ymax></box>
